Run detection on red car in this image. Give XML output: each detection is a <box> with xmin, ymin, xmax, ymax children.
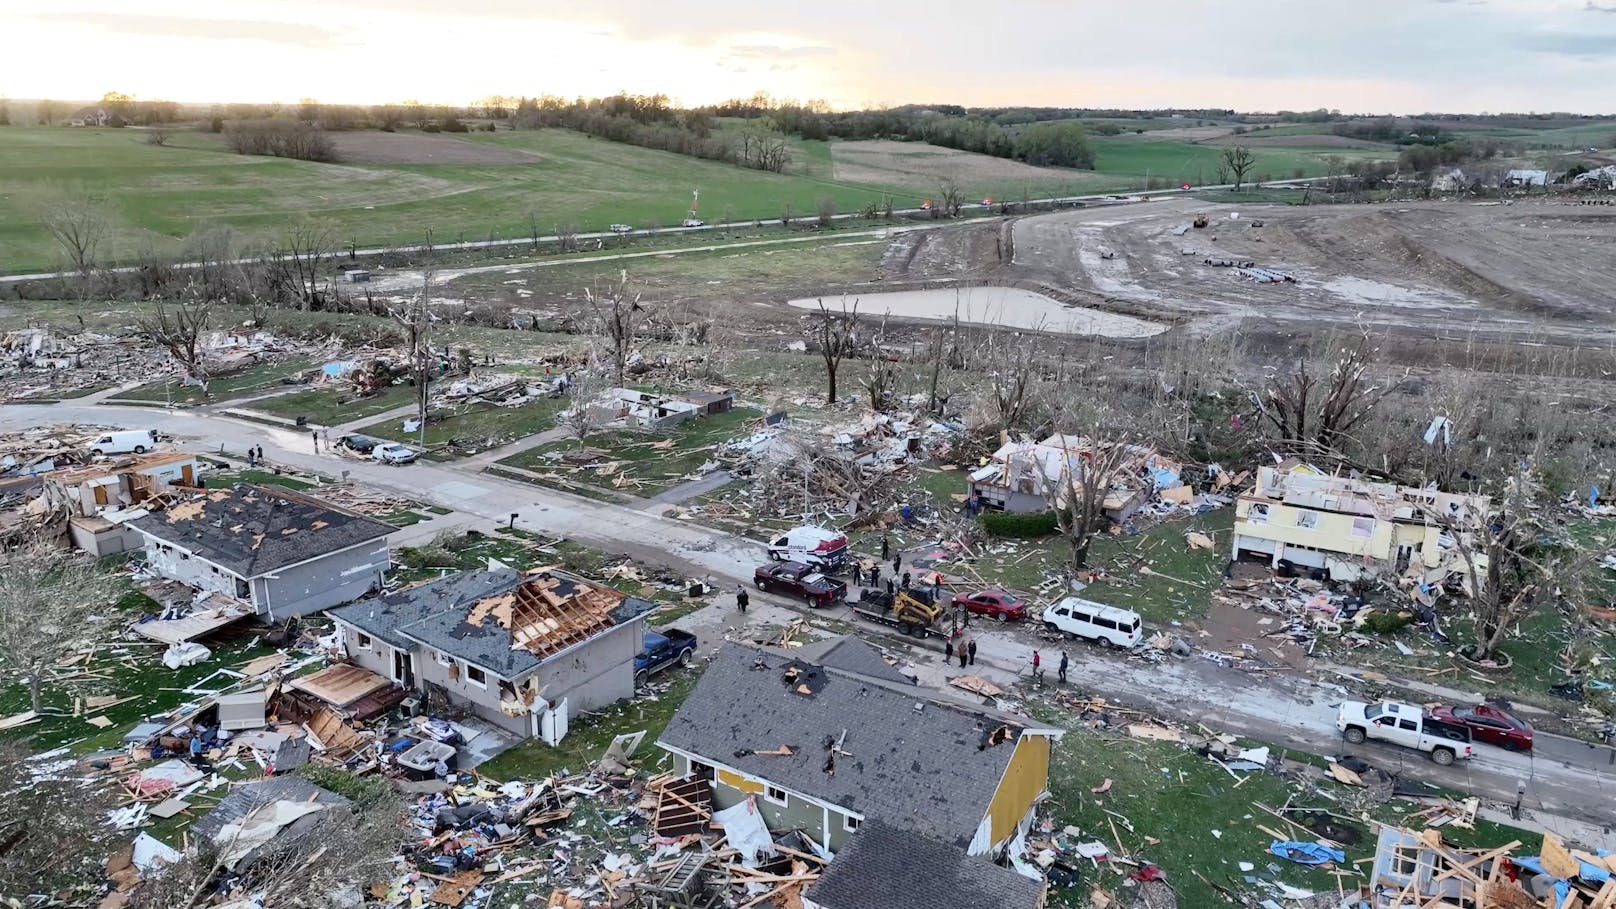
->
<box><xmin>1427</xmin><ymin>704</ymin><xmax>1534</xmax><ymax>752</ymax></box>
<box><xmin>954</xmin><ymin>589</ymin><xmax>1028</xmax><ymax>623</ymax></box>
<box><xmin>754</xmin><ymin>561</ymin><xmax>848</xmax><ymax>607</ymax></box>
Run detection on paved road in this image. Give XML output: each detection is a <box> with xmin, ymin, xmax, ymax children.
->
<box><xmin>10</xmin><ymin>401</ymin><xmax>1612</xmax><ymax>843</ymax></box>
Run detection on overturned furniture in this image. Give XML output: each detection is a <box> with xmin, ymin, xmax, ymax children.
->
<box><xmin>631</xmin><ymin>853</ymin><xmax>720</xmax><ymax>909</ymax></box>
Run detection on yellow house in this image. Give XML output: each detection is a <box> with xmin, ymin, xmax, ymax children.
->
<box><xmin>656</xmin><ymin>639</ymin><xmax>1061</xmax><ymax>857</ymax></box>
<box><xmin>1232</xmin><ymin>462</ymin><xmax>1489</xmax><ymax>584</ymax></box>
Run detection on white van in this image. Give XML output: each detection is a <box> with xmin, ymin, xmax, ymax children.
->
<box><xmin>1041</xmin><ymin>597</ymin><xmax>1143</xmax><ymax>649</ymax></box>
<box><xmin>766</xmin><ymin>526</ymin><xmax>848</xmax><ymax>571</ymax></box>
<box><xmin>88</xmin><ymin>429</ymin><xmax>159</xmax><ymax>456</ymax></box>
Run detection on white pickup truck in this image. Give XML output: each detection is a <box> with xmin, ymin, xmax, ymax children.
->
<box><xmin>1336</xmin><ymin>701</ymin><xmax>1475</xmax><ymax>765</ymax></box>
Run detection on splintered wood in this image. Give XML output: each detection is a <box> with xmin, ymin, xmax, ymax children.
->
<box><xmin>467</xmin><ymin>575</ymin><xmax>618</xmax><ymax>659</ymax></box>
<box><xmin>651</xmin><ymin>776</ymin><xmax>712</xmax><ymax>837</ymax></box>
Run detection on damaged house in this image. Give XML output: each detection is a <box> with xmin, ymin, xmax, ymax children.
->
<box><xmin>967</xmin><ymin>434</ymin><xmax>1172</xmax><ymax>520</ymax></box>
<box><xmin>128</xmin><ymin>484</ymin><xmax>393</xmax><ymax>621</ymax></box>
<box><xmin>1231</xmin><ymin>462</ymin><xmax>1489</xmax><ymax>584</ymax></box>
<box><xmin>42</xmin><ymin>452</ymin><xmax>200</xmax><ymax>556</ymax></box>
<box><xmin>657</xmin><ymin>641</ymin><xmax>1060</xmax><ymax>906</ymax></box>
<box><xmin>586</xmin><ymin>388</ymin><xmax>735</xmax><ymax>430</ymax></box>
<box><xmin>1368</xmin><ymin>826</ymin><xmax>1616</xmax><ymax>908</ymax></box>
<box><xmin>328</xmin><ymin>567</ymin><xmax>654</xmax><ymax>742</ymax></box>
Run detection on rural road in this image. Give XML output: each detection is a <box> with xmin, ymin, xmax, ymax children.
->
<box><xmin>7</xmin><ymin>401</ymin><xmax>1612</xmax><ymax>845</ymax></box>
<box><xmin>0</xmin><ymin>178</ymin><xmax>1331</xmax><ymax>283</ymax></box>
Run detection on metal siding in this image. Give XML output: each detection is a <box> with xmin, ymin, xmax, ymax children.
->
<box><xmin>984</xmin><ymin>734</ymin><xmax>1051</xmax><ymax>846</ymax></box>
<box><xmin>261</xmin><ymin>543</ymin><xmax>388</xmax><ymax>617</ymax></box>
<box><xmin>414</xmin><ymin>650</ymin><xmax>528</xmax><ymax>736</ymax></box>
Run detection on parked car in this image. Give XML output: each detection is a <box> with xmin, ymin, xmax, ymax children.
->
<box><xmin>88</xmin><ymin>429</ymin><xmax>158</xmax><ymax>456</ymax></box>
<box><xmin>1041</xmin><ymin>598</ymin><xmax>1143</xmax><ymax>648</ymax></box>
<box><xmin>754</xmin><ymin>561</ymin><xmax>848</xmax><ymax>606</ymax></box>
<box><xmin>766</xmin><ymin>525</ymin><xmax>848</xmax><ymax>571</ymax></box>
<box><xmin>339</xmin><ymin>434</ymin><xmax>378</xmax><ymax>454</ymax></box>
<box><xmin>1337</xmin><ymin>700</ymin><xmax>1474</xmax><ymax>765</ymax></box>
<box><xmin>372</xmin><ymin>442</ymin><xmax>418</xmax><ymax>465</ymax></box>
<box><xmin>954</xmin><ymin>589</ymin><xmax>1027</xmax><ymax>623</ymax></box>
<box><xmin>1428</xmin><ymin>704</ymin><xmax>1534</xmax><ymax>752</ymax></box>
<box><xmin>635</xmin><ymin>629</ymin><xmax>697</xmax><ymax>687</ymax></box>
<box><xmin>609</xmin><ymin>223</ymin><xmax>634</xmax><ymax>234</ymax></box>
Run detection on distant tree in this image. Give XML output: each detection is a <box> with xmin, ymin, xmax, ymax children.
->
<box><xmin>1220</xmin><ymin>145</ymin><xmax>1256</xmax><ymax>189</ymax></box>
<box><xmin>388</xmin><ymin>246</ymin><xmax>435</xmax><ymax>442</ymax></box>
<box><xmin>100</xmin><ymin>90</ymin><xmax>134</xmax><ymax>120</ymax></box>
<box><xmin>0</xmin><ymin>102</ymin><xmax>9</xmax><ymax>126</ymax></box>
<box><xmin>37</xmin><ymin>98</ymin><xmax>60</xmax><ymax>126</ymax></box>
<box><xmin>0</xmin><ymin>544</ymin><xmax>125</xmax><ymax>713</ymax></box>
<box><xmin>146</xmin><ymin>124</ymin><xmax>172</xmax><ymax>146</ymax></box>
<box><xmin>1013</xmin><ymin>121</ymin><xmax>1096</xmax><ymax>168</ymax></box>
<box><xmin>811</xmin><ymin>298</ymin><xmax>861</xmax><ymax>404</ymax></box>
<box><xmin>34</xmin><ymin>188</ymin><xmax>113</xmax><ymax>277</ymax></box>
<box><xmin>586</xmin><ymin>270</ymin><xmax>647</xmax><ymax>388</ymax></box>
<box><xmin>209</xmin><ymin>114</ymin><xmax>224</xmax><ymax>133</ymax></box>
<box><xmin>816</xmin><ymin>196</ymin><xmax>837</xmax><ymax>227</ymax></box>
<box><xmin>935</xmin><ymin>177</ymin><xmax>965</xmax><ymax>217</ymax></box>
<box><xmin>1256</xmin><ymin>331</ymin><xmax>1403</xmax><ymax>460</ymax></box>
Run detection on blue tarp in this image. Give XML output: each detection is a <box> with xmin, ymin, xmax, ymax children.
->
<box><xmin>1268</xmin><ymin>841</ymin><xmax>1345</xmax><ymax>866</ymax></box>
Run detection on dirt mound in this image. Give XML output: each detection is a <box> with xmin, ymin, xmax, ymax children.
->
<box><xmin>831</xmin><ymin>140</ymin><xmax>1092</xmax><ymax>190</ymax></box>
<box><xmin>326</xmin><ymin>131</ymin><xmax>542</xmax><ymax>165</ymax></box>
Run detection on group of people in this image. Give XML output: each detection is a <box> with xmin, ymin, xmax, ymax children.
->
<box><xmin>944</xmin><ymin>634</ymin><xmax>977</xmax><ymax>668</ymax></box>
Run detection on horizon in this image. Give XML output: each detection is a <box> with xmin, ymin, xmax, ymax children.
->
<box><xmin>7</xmin><ymin>0</ymin><xmax>1616</xmax><ymax>115</ymax></box>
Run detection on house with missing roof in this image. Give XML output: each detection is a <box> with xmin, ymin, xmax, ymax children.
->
<box><xmin>128</xmin><ymin>484</ymin><xmax>393</xmax><ymax>621</ymax></box>
<box><xmin>42</xmin><ymin>451</ymin><xmax>201</xmax><ymax>556</ymax></box>
<box><xmin>656</xmin><ymin>641</ymin><xmax>1058</xmax><ymax>908</ymax></box>
<box><xmin>327</xmin><ymin>568</ymin><xmax>654</xmax><ymax>742</ymax></box>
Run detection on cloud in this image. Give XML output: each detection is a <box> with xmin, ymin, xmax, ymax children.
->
<box><xmin>31</xmin><ymin>12</ymin><xmax>351</xmax><ymax>49</ymax></box>
<box><xmin>727</xmin><ymin>44</ymin><xmax>836</xmax><ymax>59</ymax></box>
<box><xmin>1586</xmin><ymin>1</ymin><xmax>1616</xmax><ymax>12</ymax></box>
<box><xmin>1515</xmin><ymin>30</ymin><xmax>1616</xmax><ymax>54</ymax></box>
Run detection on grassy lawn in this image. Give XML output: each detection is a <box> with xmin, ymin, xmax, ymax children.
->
<box><xmin>1033</xmin><ymin>702</ymin><xmax>1530</xmax><ymax>908</ymax></box>
<box><xmin>205</xmin><ymin>466</ymin><xmax>325</xmax><ymax>490</ymax></box>
<box><xmin>112</xmin><ymin>356</ymin><xmax>314</xmax><ymax>405</ymax></box>
<box><xmin>500</xmin><ymin>406</ymin><xmax>762</xmax><ymax>497</ymax></box>
<box><xmin>358</xmin><ymin>396</ymin><xmax>567</xmax><ymax>460</ymax></box>
<box><xmin>254</xmin><ymin>382</ymin><xmax>418</xmax><ymax>425</ymax></box>
<box><xmin>477</xmin><ymin>668</ymin><xmax>697</xmax><ymax>781</ymax></box>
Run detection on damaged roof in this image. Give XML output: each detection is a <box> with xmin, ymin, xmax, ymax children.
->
<box><xmin>128</xmin><ymin>484</ymin><xmax>393</xmax><ymax>578</ymax></box>
<box><xmin>394</xmin><ymin>570</ymin><xmax>654</xmax><ymax>679</ymax></box>
<box><xmin>789</xmin><ymin>635</ymin><xmax>912</xmax><ymax>686</ymax></box>
<box><xmin>191</xmin><ymin>776</ymin><xmax>350</xmax><ymax>843</ymax></box>
<box><xmin>658</xmin><ymin>643</ymin><xmax>1044</xmax><ymax>848</ymax></box>
<box><xmin>805</xmin><ymin>820</ymin><xmax>1045</xmax><ymax>909</ymax></box>
<box><xmin>329</xmin><ymin>568</ymin><xmax>522</xmax><ymax>649</ymax></box>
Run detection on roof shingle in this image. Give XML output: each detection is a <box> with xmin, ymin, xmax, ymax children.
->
<box><xmin>805</xmin><ymin>820</ymin><xmax>1045</xmax><ymax>909</ymax></box>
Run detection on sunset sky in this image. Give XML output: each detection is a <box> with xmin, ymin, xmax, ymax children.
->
<box><xmin>6</xmin><ymin>0</ymin><xmax>1616</xmax><ymax>113</ymax></box>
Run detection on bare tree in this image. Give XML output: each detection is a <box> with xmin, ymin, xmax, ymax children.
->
<box><xmin>1254</xmin><ymin>331</ymin><xmax>1402</xmax><ymax>461</ymax></box>
<box><xmin>0</xmin><ymin>741</ymin><xmax>115</xmax><ymax>901</ymax></box>
<box><xmin>524</xmin><ymin>207</ymin><xmax>543</xmax><ymax>251</ymax></box>
<box><xmin>140</xmin><ymin>292</ymin><xmax>214</xmax><ymax>396</ymax></box>
<box><xmin>145</xmin><ymin>125</ymin><xmax>172</xmax><ymax>146</ymax></box>
<box><xmin>271</xmin><ymin>221</ymin><xmax>334</xmax><ymax>309</ymax></box>
<box><xmin>983</xmin><ymin>332</ymin><xmax>1043</xmax><ymax>432</ymax></box>
<box><xmin>389</xmin><ymin>256</ymin><xmax>436</xmax><ymax>444</ymax></box>
<box><xmin>130</xmin><ymin>778</ymin><xmax>407</xmax><ymax>908</ymax></box>
<box><xmin>560</xmin><ymin>367</ymin><xmax>603</xmax><ymax>449</ymax></box>
<box><xmin>921</xmin><ymin>302</ymin><xmax>967</xmax><ymax>415</ymax></box>
<box><xmin>861</xmin><ymin>313</ymin><xmax>895</xmax><ymax>412</ymax></box>
<box><xmin>936</xmin><ymin>177</ymin><xmax>965</xmax><ymax>218</ymax></box>
<box><xmin>811</xmin><ymin>298</ymin><xmax>861</xmax><ymax>404</ymax></box>
<box><xmin>816</xmin><ymin>196</ymin><xmax>837</xmax><ymax>227</ymax></box>
<box><xmin>35</xmin><ymin>189</ymin><xmax>112</xmax><ymax>277</ymax></box>
<box><xmin>585</xmin><ymin>271</ymin><xmax>646</xmax><ymax>388</ymax></box>
<box><xmin>0</xmin><ymin>544</ymin><xmax>125</xmax><ymax>713</ymax></box>
<box><xmin>1042</xmin><ymin>415</ymin><xmax>1140</xmax><ymax>571</ymax></box>
<box><xmin>1220</xmin><ymin>145</ymin><xmax>1256</xmax><ymax>190</ymax></box>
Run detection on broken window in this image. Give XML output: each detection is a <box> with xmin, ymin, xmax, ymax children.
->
<box><xmin>1249</xmin><ymin>504</ymin><xmax>1270</xmax><ymax>524</ymax></box>
<box><xmin>356</xmin><ymin>632</ymin><xmax>372</xmax><ymax>650</ymax></box>
<box><xmin>435</xmin><ymin>650</ymin><xmax>451</xmax><ymax>667</ymax></box>
<box><xmin>1351</xmin><ymin>516</ymin><xmax>1375</xmax><ymax>539</ymax></box>
<box><xmin>465</xmin><ymin>665</ymin><xmax>487</xmax><ymax>688</ymax></box>
<box><xmin>843</xmin><ymin>814</ymin><xmax>861</xmax><ymax>832</ymax></box>
<box><xmin>1390</xmin><ymin>846</ymin><xmax>1420</xmax><ymax>877</ymax></box>
<box><xmin>1295</xmin><ymin>511</ymin><xmax>1319</xmax><ymax>529</ymax></box>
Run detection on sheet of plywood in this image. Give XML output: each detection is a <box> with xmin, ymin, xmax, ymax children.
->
<box><xmin>290</xmin><ymin>663</ymin><xmax>391</xmax><ymax>708</ymax></box>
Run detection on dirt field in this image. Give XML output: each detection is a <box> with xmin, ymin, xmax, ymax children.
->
<box><xmin>326</xmin><ymin>131</ymin><xmax>543</xmax><ymax>164</ymax></box>
<box><xmin>880</xmin><ymin>198</ymin><xmax>1616</xmax><ymax>345</ymax></box>
<box><xmin>830</xmin><ymin>140</ymin><xmax>1096</xmax><ymax>190</ymax></box>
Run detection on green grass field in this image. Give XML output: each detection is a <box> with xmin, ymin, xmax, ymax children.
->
<box><xmin>358</xmin><ymin>396</ymin><xmax>567</xmax><ymax>459</ymax></box>
<box><xmin>255</xmin><ymin>382</ymin><xmax>418</xmax><ymax>425</ymax></box>
<box><xmin>111</xmin><ymin>356</ymin><xmax>314</xmax><ymax>404</ymax></box>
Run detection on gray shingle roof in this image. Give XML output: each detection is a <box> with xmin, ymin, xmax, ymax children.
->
<box><xmin>657</xmin><ymin>643</ymin><xmax>1028</xmax><ymax>848</ymax></box>
<box><xmin>129</xmin><ymin>484</ymin><xmax>393</xmax><ymax>578</ymax></box>
<box><xmin>329</xmin><ymin>568</ymin><xmax>521</xmax><ymax>649</ymax></box>
<box><xmin>391</xmin><ymin>572</ymin><xmax>655</xmax><ymax>679</ymax></box>
<box><xmin>790</xmin><ymin>635</ymin><xmax>913</xmax><ymax>685</ymax></box>
<box><xmin>192</xmin><ymin>776</ymin><xmax>350</xmax><ymax>842</ymax></box>
<box><xmin>805</xmin><ymin>820</ymin><xmax>1045</xmax><ymax>909</ymax></box>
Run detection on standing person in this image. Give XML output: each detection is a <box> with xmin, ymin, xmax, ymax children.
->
<box><xmin>892</xmin><ymin>553</ymin><xmax>901</xmax><ymax>577</ymax></box>
<box><xmin>870</xmin><ymin>564</ymin><xmax>881</xmax><ymax>590</ymax></box>
<box><xmin>311</xmin><ymin>428</ymin><xmax>319</xmax><ymax>452</ymax></box>
<box><xmin>1031</xmin><ymin>650</ymin><xmax>1041</xmax><ymax>676</ymax></box>
<box><xmin>885</xmin><ymin>577</ymin><xmax>895</xmax><ymax>597</ymax></box>
<box><xmin>247</xmin><ymin>447</ymin><xmax>256</xmax><ymax>468</ymax></box>
<box><xmin>958</xmin><ymin>642</ymin><xmax>968</xmax><ymax>669</ymax></box>
<box><xmin>321</xmin><ymin>427</ymin><xmax>330</xmax><ymax>451</ymax></box>
<box><xmin>881</xmin><ymin>535</ymin><xmax>890</xmax><ymax>561</ymax></box>
<box><xmin>901</xmin><ymin>571</ymin><xmax>911</xmax><ymax>590</ymax></box>
<box><xmin>1058</xmin><ymin>651</ymin><xmax>1069</xmax><ymax>684</ymax></box>
<box><xmin>736</xmin><ymin>584</ymin><xmax>749</xmax><ymax>614</ymax></box>
<box><xmin>945</xmin><ymin>638</ymin><xmax>954</xmax><ymax>661</ymax></box>
<box><xmin>967</xmin><ymin>638</ymin><xmax>978</xmax><ymax>666</ymax></box>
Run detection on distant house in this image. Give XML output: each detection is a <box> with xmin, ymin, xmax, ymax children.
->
<box><xmin>128</xmin><ymin>484</ymin><xmax>393</xmax><ymax>620</ymax></box>
<box><xmin>585</xmin><ymin>387</ymin><xmax>735</xmax><ymax>430</ymax></box>
<box><xmin>42</xmin><ymin>451</ymin><xmax>200</xmax><ymax>556</ymax></box>
<box><xmin>1231</xmin><ymin>461</ymin><xmax>1489</xmax><ymax>584</ymax></box>
<box><xmin>328</xmin><ymin>567</ymin><xmax>654</xmax><ymax>741</ymax></box>
<box><xmin>967</xmin><ymin>434</ymin><xmax>1172</xmax><ymax>520</ymax></box>
<box><xmin>68</xmin><ymin>106</ymin><xmax>121</xmax><ymax>127</ymax></box>
<box><xmin>1504</xmin><ymin>169</ymin><xmax>1548</xmax><ymax>187</ymax></box>
<box><xmin>657</xmin><ymin>642</ymin><xmax>1062</xmax><ymax>856</ymax></box>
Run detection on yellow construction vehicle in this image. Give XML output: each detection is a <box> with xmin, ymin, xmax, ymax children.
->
<box><xmin>853</xmin><ymin>587</ymin><xmax>948</xmax><ymax>637</ymax></box>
